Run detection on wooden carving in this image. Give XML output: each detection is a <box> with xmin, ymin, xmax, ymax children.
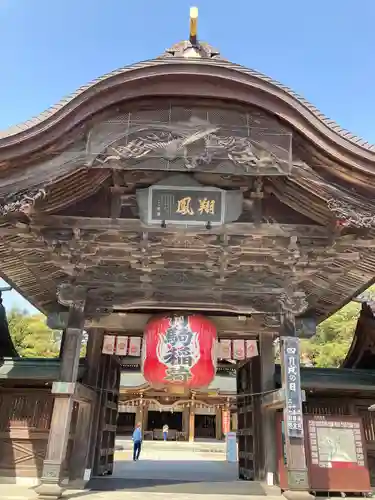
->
<box><xmin>0</xmin><ymin>100</ymin><xmax>372</xmax><ymax>321</ymax></box>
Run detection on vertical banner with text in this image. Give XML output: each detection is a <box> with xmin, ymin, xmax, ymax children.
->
<box><xmin>281</xmin><ymin>336</ymin><xmax>304</xmax><ymax>439</ymax></box>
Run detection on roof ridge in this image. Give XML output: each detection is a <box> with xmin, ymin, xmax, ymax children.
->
<box><xmin>218</xmin><ymin>59</ymin><xmax>375</xmax><ymax>152</ymax></box>
<box><xmin>0</xmin><ymin>57</ymin><xmax>373</xmax><ymax>153</ymax></box>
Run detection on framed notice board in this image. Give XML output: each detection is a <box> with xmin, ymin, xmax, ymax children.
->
<box><xmin>276</xmin><ymin>413</ymin><xmax>371</xmax><ymax>493</ymax></box>
<box><xmin>306</xmin><ymin>415</ymin><xmax>371</xmax><ymax>493</ymax></box>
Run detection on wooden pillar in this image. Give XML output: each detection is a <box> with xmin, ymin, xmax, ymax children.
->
<box><xmin>183</xmin><ymin>406</ymin><xmax>190</xmax><ymax>440</ymax></box>
<box><xmin>260</xmin><ymin>334</ymin><xmax>277</xmax><ymax>484</ymax></box>
<box><xmin>251</xmin><ymin>354</ymin><xmax>264</xmax><ymax>481</ymax></box>
<box><xmin>142</xmin><ymin>403</ymin><xmax>149</xmax><ymax>432</ymax></box>
<box><xmin>85</xmin><ymin>329</ymin><xmax>104</xmax><ymax>473</ymax></box>
<box><xmin>231</xmin><ymin>411</ymin><xmax>238</xmax><ymax>431</ymax></box>
<box><xmin>66</xmin><ymin>329</ymin><xmax>102</xmax><ymax>487</ymax></box>
<box><xmin>136</xmin><ymin>396</ymin><xmax>144</xmax><ymax>437</ymax></box>
<box><xmin>189</xmin><ymin>395</ymin><xmax>195</xmax><ymax>442</ymax></box>
<box><xmin>280</xmin><ymin>313</ymin><xmax>309</xmax><ymax>493</ymax></box>
<box><xmin>216</xmin><ymin>407</ymin><xmax>222</xmax><ymax>440</ymax></box>
<box><xmin>92</xmin><ymin>354</ymin><xmax>120</xmax><ymax>476</ymax></box>
<box><xmin>36</xmin><ymin>292</ymin><xmax>85</xmax><ymax>500</ymax></box>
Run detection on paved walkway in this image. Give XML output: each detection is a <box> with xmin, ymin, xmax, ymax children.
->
<box><xmin>0</xmin><ymin>491</ymin><xmax>276</xmax><ymax>500</ymax></box>
<box><xmin>0</xmin><ymin>443</ymin><xmax>273</xmax><ymax>499</ymax></box>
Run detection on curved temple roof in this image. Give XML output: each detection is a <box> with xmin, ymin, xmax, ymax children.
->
<box><xmin>0</xmin><ymin>41</ymin><xmax>374</xmax><ymax>157</ymax></box>
<box><xmin>0</xmin><ymin>35</ymin><xmax>375</xmax><ymax>319</ymax></box>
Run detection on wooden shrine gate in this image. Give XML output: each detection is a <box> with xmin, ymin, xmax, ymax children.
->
<box><xmin>237</xmin><ymin>355</ymin><xmax>264</xmax><ymax>481</ymax></box>
<box><xmin>64</xmin><ymin>332</ymin><xmax>122</xmax><ymax>484</ymax></box>
<box><xmin>91</xmin><ymin>354</ymin><xmax>120</xmax><ymax>477</ymax></box>
<box><xmin>1</xmin><ymin>8</ymin><xmax>375</xmax><ymax>500</ymax></box>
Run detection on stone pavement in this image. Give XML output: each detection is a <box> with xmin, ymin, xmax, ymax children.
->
<box><xmin>85</xmin><ymin>445</ymin><xmax>264</xmax><ymax>496</ymax></box>
<box><xmin>0</xmin><ymin>489</ymin><xmax>278</xmax><ymax>500</ymax></box>
<box><xmin>0</xmin><ymin>442</ymin><xmax>353</xmax><ymax>499</ymax></box>
<box><xmin>0</xmin><ymin>444</ymin><xmax>274</xmax><ymax>499</ymax></box>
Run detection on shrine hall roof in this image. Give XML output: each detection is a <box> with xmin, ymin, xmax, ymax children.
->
<box><xmin>0</xmin><ymin>42</ymin><xmax>373</xmax><ymax>155</ymax></box>
<box><xmin>119</xmin><ymin>370</ymin><xmax>237</xmax><ymax>394</ymax></box>
<box><xmin>1</xmin><ymin>359</ymin><xmax>375</xmax><ymax>394</ymax></box>
<box><xmin>0</xmin><ymin>39</ymin><xmax>375</xmax><ymax>320</ymax></box>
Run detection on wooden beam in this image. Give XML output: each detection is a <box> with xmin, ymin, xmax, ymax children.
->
<box><xmin>1</xmin><ymin>222</ymin><xmax>373</xmax><ymax>248</ymax></box>
<box><xmin>48</xmin><ymin>311</ymin><xmax>274</xmax><ymax>335</ymax></box>
<box><xmin>29</xmin><ymin>215</ymin><xmax>330</xmax><ymax>238</ymax></box>
<box><xmin>120</xmin><ymin>357</ymin><xmax>246</xmax><ymax>370</ymax></box>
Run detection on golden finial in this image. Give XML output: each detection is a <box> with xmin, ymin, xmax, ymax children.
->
<box><xmin>189</xmin><ymin>7</ymin><xmax>198</xmax><ymax>46</ymax></box>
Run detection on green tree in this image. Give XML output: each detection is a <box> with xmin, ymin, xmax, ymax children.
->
<box><xmin>7</xmin><ymin>308</ymin><xmax>61</xmax><ymax>358</ymax></box>
<box><xmin>7</xmin><ymin>308</ymin><xmax>88</xmax><ymax>358</ymax></box>
<box><xmin>301</xmin><ymin>300</ymin><xmax>363</xmax><ymax>368</ymax></box>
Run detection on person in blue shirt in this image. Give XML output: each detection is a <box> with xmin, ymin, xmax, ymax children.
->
<box><xmin>132</xmin><ymin>423</ymin><xmax>142</xmax><ymax>461</ymax></box>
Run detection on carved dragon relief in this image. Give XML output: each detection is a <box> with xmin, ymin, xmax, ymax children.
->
<box><xmin>0</xmin><ymin>103</ymin><xmax>374</xmax><ymax>234</ymax></box>
<box><xmin>86</xmin><ymin>112</ymin><xmax>291</xmax><ymax>175</ymax></box>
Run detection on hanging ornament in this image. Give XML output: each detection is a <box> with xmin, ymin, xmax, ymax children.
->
<box><xmin>142</xmin><ymin>314</ymin><xmax>217</xmax><ymax>389</ymax></box>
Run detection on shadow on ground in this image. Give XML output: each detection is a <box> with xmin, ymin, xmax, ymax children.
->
<box><xmin>85</xmin><ymin>459</ymin><xmax>267</xmax><ymax>496</ymax></box>
<box><xmin>86</xmin><ymin>478</ymin><xmax>267</xmax><ymax>496</ymax></box>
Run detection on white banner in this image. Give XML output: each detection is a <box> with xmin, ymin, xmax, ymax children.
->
<box><xmin>219</xmin><ymin>340</ymin><xmax>232</xmax><ymax>359</ymax></box>
<box><xmin>233</xmin><ymin>339</ymin><xmax>245</xmax><ymax>360</ymax></box>
<box><xmin>128</xmin><ymin>337</ymin><xmax>142</xmax><ymax>356</ymax></box>
<box><xmin>116</xmin><ymin>336</ymin><xmax>128</xmax><ymax>356</ymax></box>
<box><xmin>102</xmin><ymin>335</ymin><xmax>116</xmax><ymax>355</ymax></box>
<box><xmin>245</xmin><ymin>340</ymin><xmax>258</xmax><ymax>358</ymax></box>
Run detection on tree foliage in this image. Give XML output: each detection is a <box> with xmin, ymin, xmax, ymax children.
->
<box><xmin>301</xmin><ymin>300</ymin><xmax>361</xmax><ymax>368</ymax></box>
<box><xmin>300</xmin><ymin>285</ymin><xmax>375</xmax><ymax>368</ymax></box>
<box><xmin>8</xmin><ymin>309</ymin><xmax>61</xmax><ymax>358</ymax></box>
<box><xmin>7</xmin><ymin>308</ymin><xmax>88</xmax><ymax>358</ymax></box>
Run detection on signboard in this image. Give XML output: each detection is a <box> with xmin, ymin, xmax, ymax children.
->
<box><xmin>306</xmin><ymin>416</ymin><xmax>371</xmax><ymax>493</ymax></box>
<box><xmin>281</xmin><ymin>336</ymin><xmax>304</xmax><ymax>438</ymax></box>
<box><xmin>222</xmin><ymin>410</ymin><xmax>230</xmax><ymax>434</ymax></box>
<box><xmin>308</xmin><ymin>418</ymin><xmax>364</xmax><ymax>469</ymax></box>
<box><xmin>148</xmin><ymin>186</ymin><xmax>225</xmax><ymax>226</ymax></box>
<box><xmin>276</xmin><ymin>413</ymin><xmax>309</xmax><ymax>491</ymax></box>
<box><xmin>226</xmin><ymin>432</ymin><xmax>237</xmax><ymax>463</ymax></box>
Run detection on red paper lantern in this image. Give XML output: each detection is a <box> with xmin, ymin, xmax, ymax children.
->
<box><xmin>142</xmin><ymin>314</ymin><xmax>217</xmax><ymax>389</ymax></box>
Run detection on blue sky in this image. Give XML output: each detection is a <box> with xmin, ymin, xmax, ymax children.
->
<box><xmin>0</xmin><ymin>0</ymin><xmax>374</xmax><ymax>313</ymax></box>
